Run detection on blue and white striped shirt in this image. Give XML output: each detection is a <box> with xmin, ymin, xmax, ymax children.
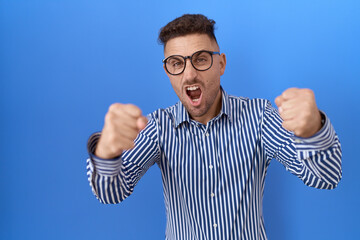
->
<box><xmin>87</xmin><ymin>89</ymin><xmax>342</xmax><ymax>240</ymax></box>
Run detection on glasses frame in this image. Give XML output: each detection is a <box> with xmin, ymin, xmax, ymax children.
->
<box><xmin>162</xmin><ymin>50</ymin><xmax>221</xmax><ymax>76</ymax></box>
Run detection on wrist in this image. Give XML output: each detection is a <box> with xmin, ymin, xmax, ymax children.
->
<box><xmin>95</xmin><ymin>143</ymin><xmax>123</xmax><ymax>160</ymax></box>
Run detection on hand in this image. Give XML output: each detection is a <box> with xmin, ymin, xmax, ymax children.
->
<box><xmin>95</xmin><ymin>103</ymin><xmax>148</xmax><ymax>159</ymax></box>
<box><xmin>275</xmin><ymin>88</ymin><xmax>322</xmax><ymax>138</ymax></box>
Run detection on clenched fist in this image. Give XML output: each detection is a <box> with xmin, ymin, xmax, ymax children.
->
<box><xmin>95</xmin><ymin>103</ymin><xmax>148</xmax><ymax>159</ymax></box>
<box><xmin>275</xmin><ymin>88</ymin><xmax>322</xmax><ymax>138</ymax></box>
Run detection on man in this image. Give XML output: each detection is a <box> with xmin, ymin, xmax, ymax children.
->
<box><xmin>86</xmin><ymin>14</ymin><xmax>342</xmax><ymax>240</ymax></box>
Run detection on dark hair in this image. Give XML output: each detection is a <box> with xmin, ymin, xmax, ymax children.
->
<box><xmin>158</xmin><ymin>14</ymin><xmax>217</xmax><ymax>47</ymax></box>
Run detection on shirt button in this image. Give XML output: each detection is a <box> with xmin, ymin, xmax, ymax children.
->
<box><xmin>213</xmin><ymin>223</ymin><xmax>217</xmax><ymax>228</ymax></box>
<box><xmin>205</xmin><ymin>132</ymin><xmax>209</xmax><ymax>137</ymax></box>
<box><xmin>211</xmin><ymin>193</ymin><xmax>215</xmax><ymax>198</ymax></box>
<box><xmin>209</xmin><ymin>165</ymin><xmax>213</xmax><ymax>169</ymax></box>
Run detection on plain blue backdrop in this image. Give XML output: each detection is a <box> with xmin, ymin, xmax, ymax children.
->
<box><xmin>1</xmin><ymin>0</ymin><xmax>359</xmax><ymax>239</ymax></box>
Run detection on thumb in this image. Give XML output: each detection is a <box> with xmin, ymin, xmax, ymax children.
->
<box><xmin>136</xmin><ymin>116</ymin><xmax>148</xmax><ymax>131</ymax></box>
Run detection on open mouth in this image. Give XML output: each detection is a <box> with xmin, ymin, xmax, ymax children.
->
<box><xmin>186</xmin><ymin>86</ymin><xmax>202</xmax><ymax>105</ymax></box>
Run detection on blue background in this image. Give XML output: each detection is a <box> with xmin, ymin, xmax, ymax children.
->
<box><xmin>1</xmin><ymin>1</ymin><xmax>359</xmax><ymax>239</ymax></box>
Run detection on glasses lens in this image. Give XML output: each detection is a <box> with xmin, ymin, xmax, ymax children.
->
<box><xmin>192</xmin><ymin>51</ymin><xmax>212</xmax><ymax>71</ymax></box>
<box><xmin>166</xmin><ymin>56</ymin><xmax>185</xmax><ymax>75</ymax></box>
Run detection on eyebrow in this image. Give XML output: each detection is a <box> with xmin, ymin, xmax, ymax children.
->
<box><xmin>165</xmin><ymin>49</ymin><xmax>214</xmax><ymax>58</ymax></box>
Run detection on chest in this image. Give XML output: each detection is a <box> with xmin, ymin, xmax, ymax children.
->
<box><xmin>158</xmin><ymin>119</ymin><xmax>263</xmax><ymax>188</ymax></box>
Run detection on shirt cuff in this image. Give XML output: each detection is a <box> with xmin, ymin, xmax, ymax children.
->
<box><xmin>87</xmin><ymin>132</ymin><xmax>123</xmax><ymax>176</ymax></box>
<box><xmin>292</xmin><ymin>111</ymin><xmax>337</xmax><ymax>159</ymax></box>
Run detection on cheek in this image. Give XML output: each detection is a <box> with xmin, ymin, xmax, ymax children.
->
<box><xmin>206</xmin><ymin>71</ymin><xmax>221</xmax><ymax>85</ymax></box>
<box><xmin>169</xmin><ymin>78</ymin><xmax>182</xmax><ymax>94</ymax></box>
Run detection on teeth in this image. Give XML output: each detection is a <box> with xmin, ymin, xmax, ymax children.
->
<box><xmin>186</xmin><ymin>86</ymin><xmax>199</xmax><ymax>91</ymax></box>
<box><xmin>192</xmin><ymin>98</ymin><xmax>199</xmax><ymax>102</ymax></box>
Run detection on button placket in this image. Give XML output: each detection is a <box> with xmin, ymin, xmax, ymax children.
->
<box><xmin>202</xmin><ymin>122</ymin><xmax>219</xmax><ymax>234</ymax></box>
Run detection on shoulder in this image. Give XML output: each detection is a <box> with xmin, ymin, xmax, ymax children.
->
<box><xmin>227</xmin><ymin>94</ymin><xmax>269</xmax><ymax>112</ymax></box>
<box><xmin>224</xmin><ymin>93</ymin><xmax>273</xmax><ymax>125</ymax></box>
<box><xmin>147</xmin><ymin>103</ymin><xmax>179</xmax><ymax>126</ymax></box>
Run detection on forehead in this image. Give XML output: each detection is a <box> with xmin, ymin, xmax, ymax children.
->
<box><xmin>164</xmin><ymin>34</ymin><xmax>218</xmax><ymax>57</ymax></box>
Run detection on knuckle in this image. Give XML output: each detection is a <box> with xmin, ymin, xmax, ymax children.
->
<box><xmin>286</xmin><ymin>87</ymin><xmax>297</xmax><ymax>93</ymax></box>
<box><xmin>275</xmin><ymin>96</ymin><xmax>281</xmax><ymax>105</ymax></box>
<box><xmin>303</xmin><ymin>88</ymin><xmax>314</xmax><ymax>97</ymax></box>
<box><xmin>281</xmin><ymin>91</ymin><xmax>288</xmax><ymax>98</ymax></box>
<box><xmin>125</xmin><ymin>104</ymin><xmax>142</xmax><ymax>116</ymax></box>
<box><xmin>105</xmin><ymin>111</ymin><xmax>116</xmax><ymax>123</ymax></box>
<box><xmin>109</xmin><ymin>103</ymin><xmax>123</xmax><ymax>112</ymax></box>
<box><xmin>304</xmin><ymin>88</ymin><xmax>313</xmax><ymax>94</ymax></box>
<box><xmin>283</xmin><ymin>88</ymin><xmax>296</xmax><ymax>99</ymax></box>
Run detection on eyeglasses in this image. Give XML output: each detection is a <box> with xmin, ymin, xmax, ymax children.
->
<box><xmin>162</xmin><ymin>50</ymin><xmax>220</xmax><ymax>75</ymax></box>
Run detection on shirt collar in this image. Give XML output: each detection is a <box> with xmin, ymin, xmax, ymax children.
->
<box><xmin>175</xmin><ymin>87</ymin><xmax>232</xmax><ymax>128</ymax></box>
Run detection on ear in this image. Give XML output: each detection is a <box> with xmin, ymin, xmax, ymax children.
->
<box><xmin>219</xmin><ymin>53</ymin><xmax>227</xmax><ymax>76</ymax></box>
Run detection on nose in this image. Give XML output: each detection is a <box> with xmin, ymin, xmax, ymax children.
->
<box><xmin>182</xmin><ymin>58</ymin><xmax>198</xmax><ymax>81</ymax></box>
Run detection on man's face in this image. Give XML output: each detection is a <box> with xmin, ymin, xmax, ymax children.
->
<box><xmin>164</xmin><ymin>34</ymin><xmax>226</xmax><ymax>124</ymax></box>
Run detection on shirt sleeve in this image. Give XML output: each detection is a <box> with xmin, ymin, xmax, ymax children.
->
<box><xmin>86</xmin><ymin>115</ymin><xmax>161</xmax><ymax>204</ymax></box>
<box><xmin>261</xmin><ymin>100</ymin><xmax>342</xmax><ymax>189</ymax></box>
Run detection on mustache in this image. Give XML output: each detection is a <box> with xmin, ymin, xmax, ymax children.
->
<box><xmin>183</xmin><ymin>78</ymin><xmax>202</xmax><ymax>86</ymax></box>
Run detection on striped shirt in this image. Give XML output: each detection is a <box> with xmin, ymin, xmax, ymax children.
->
<box><xmin>86</xmin><ymin>89</ymin><xmax>342</xmax><ymax>240</ymax></box>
